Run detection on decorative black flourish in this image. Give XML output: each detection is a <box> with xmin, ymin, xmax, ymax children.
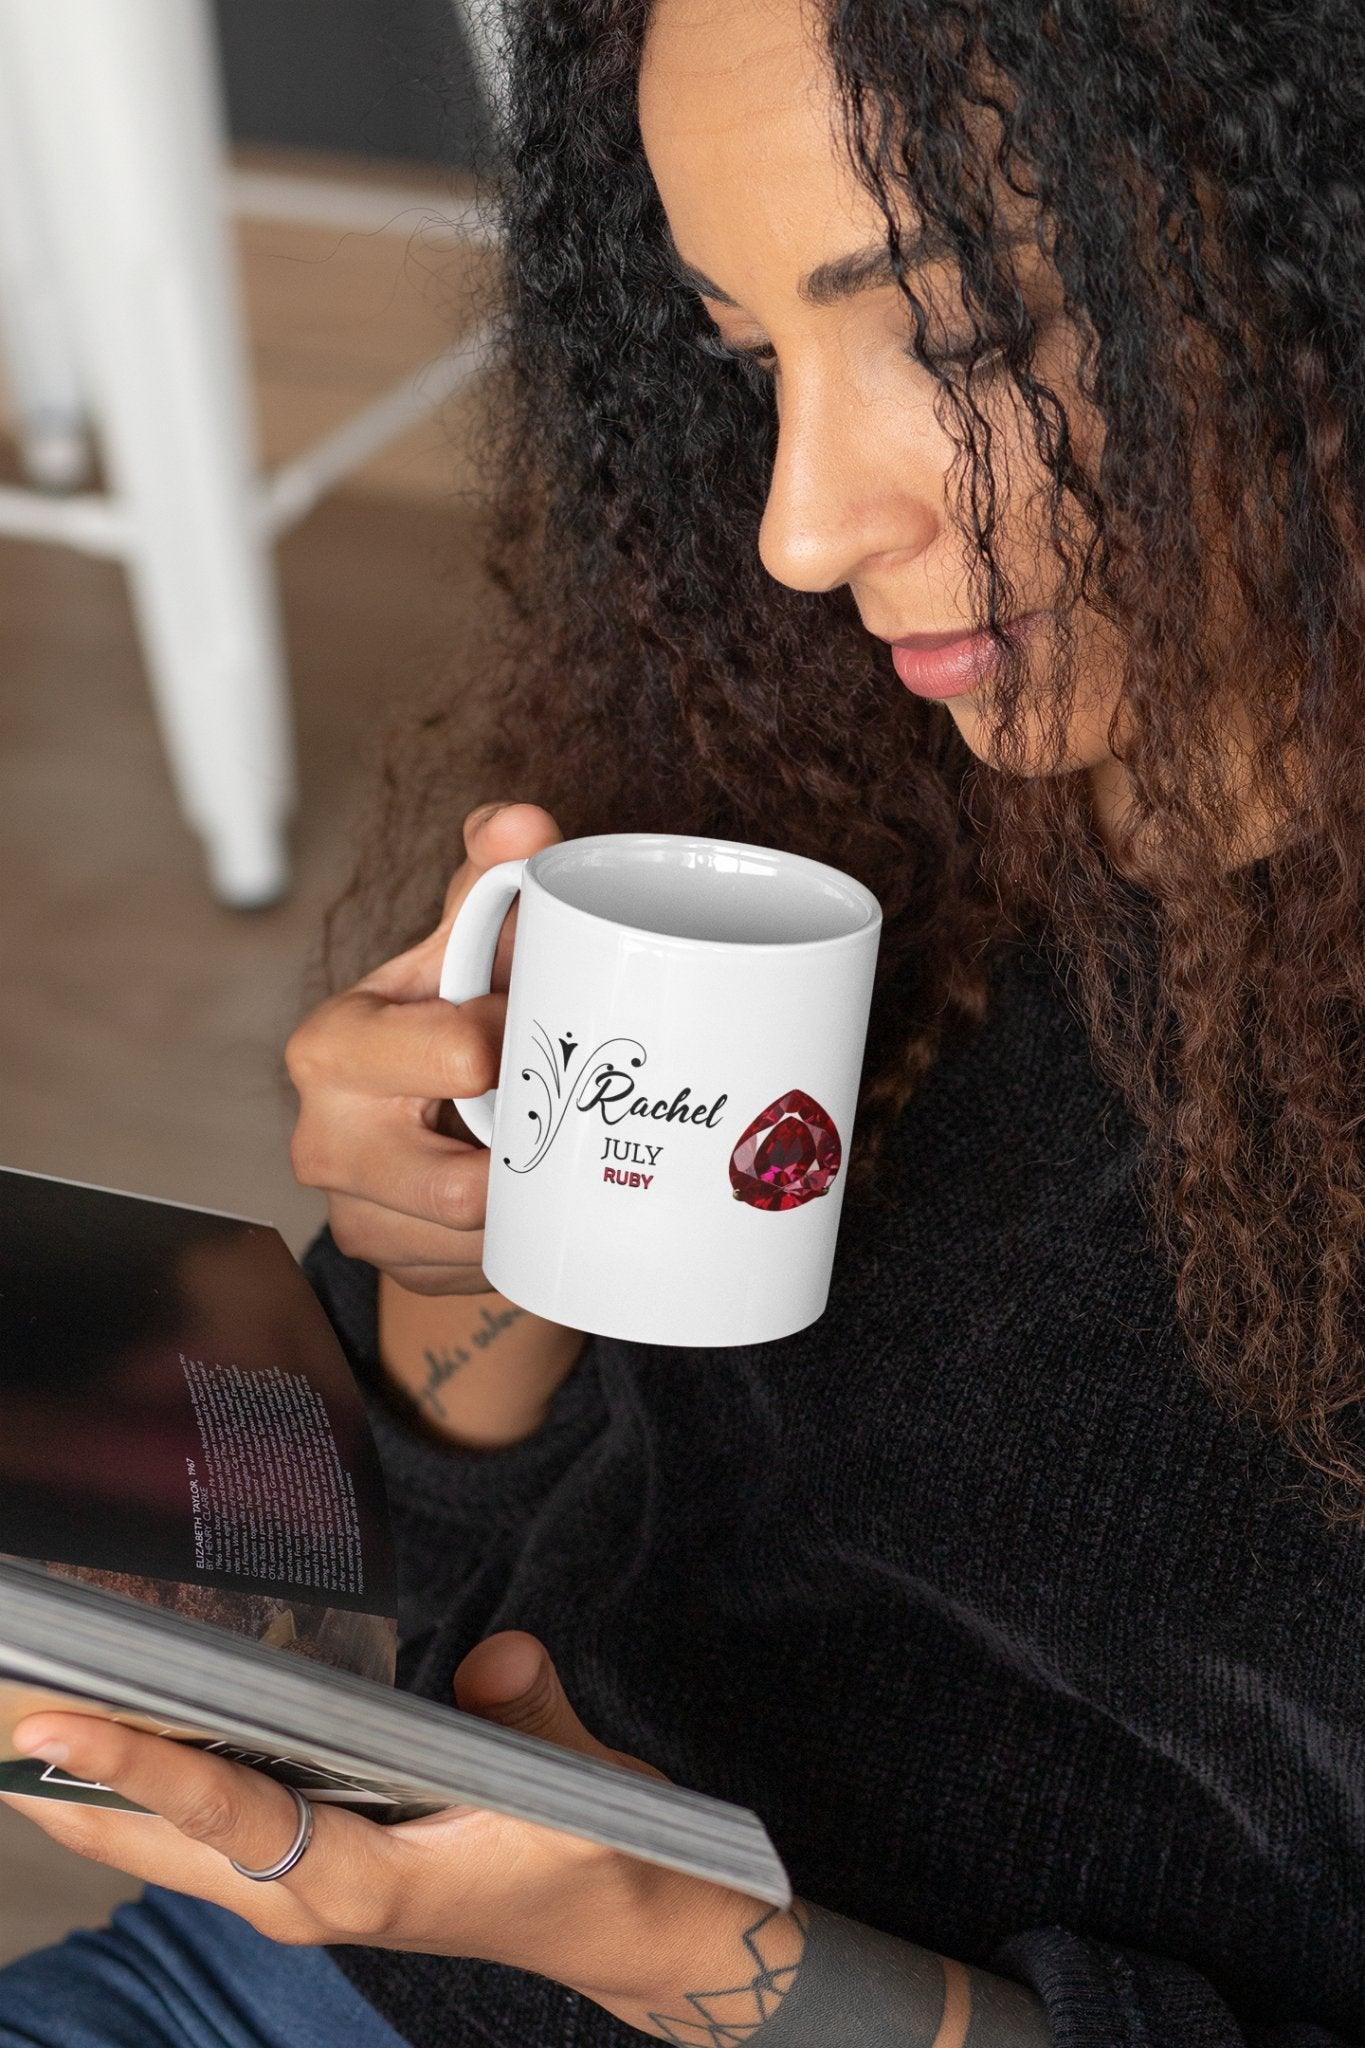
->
<box><xmin>648</xmin><ymin>1904</ymin><xmax>808</xmax><ymax>2046</ymax></box>
<box><xmin>532</xmin><ymin>1021</ymin><xmax>564</xmax><ymax>1097</ymax></box>
<box><xmin>501</xmin><ymin>1022</ymin><xmax>646</xmax><ymax>1172</ymax></box>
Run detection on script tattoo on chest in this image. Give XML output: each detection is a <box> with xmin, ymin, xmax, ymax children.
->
<box><xmin>416</xmin><ymin>1302</ymin><xmax>525</xmax><ymax>1422</ymax></box>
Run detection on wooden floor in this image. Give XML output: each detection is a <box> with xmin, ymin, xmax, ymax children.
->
<box><xmin>0</xmin><ymin>151</ymin><xmax>494</xmax><ymax>1967</ymax></box>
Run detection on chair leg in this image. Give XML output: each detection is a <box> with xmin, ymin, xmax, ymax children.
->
<box><xmin>0</xmin><ymin>9</ymin><xmax>91</xmax><ymax>489</ymax></box>
<box><xmin>3</xmin><ymin>0</ymin><xmax>296</xmax><ymax>907</ymax></box>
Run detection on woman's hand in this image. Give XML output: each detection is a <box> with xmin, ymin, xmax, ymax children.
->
<box><xmin>285</xmin><ymin>801</ymin><xmax>564</xmax><ymax>1299</ymax></box>
<box><xmin>0</xmin><ymin>1631</ymin><xmax>761</xmax><ymax>2037</ymax></box>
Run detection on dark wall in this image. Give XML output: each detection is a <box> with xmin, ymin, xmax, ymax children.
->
<box><xmin>213</xmin><ymin>0</ymin><xmax>488</xmax><ymax>168</ymax></box>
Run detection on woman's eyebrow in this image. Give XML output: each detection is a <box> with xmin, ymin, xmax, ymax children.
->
<box><xmin>667</xmin><ymin>223</ymin><xmax>1036</xmax><ymax>308</ymax></box>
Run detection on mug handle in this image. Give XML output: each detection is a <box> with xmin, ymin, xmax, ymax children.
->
<box><xmin>437</xmin><ymin>857</ymin><xmax>528</xmax><ymax>1146</ymax></box>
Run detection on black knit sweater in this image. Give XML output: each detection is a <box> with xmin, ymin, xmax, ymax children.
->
<box><xmin>302</xmin><ymin>928</ymin><xmax>1365</xmax><ymax>2047</ymax></box>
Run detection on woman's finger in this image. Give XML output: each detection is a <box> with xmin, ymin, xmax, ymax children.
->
<box><xmin>454</xmin><ymin>1634</ymin><xmax>671</xmax><ymax>1783</ymax></box>
<box><xmin>289</xmin><ymin>990</ymin><xmax>506</xmax><ymax>1108</ymax></box>
<box><xmin>362</xmin><ymin>803</ymin><xmax>562</xmax><ymax>1004</ymax></box>
<box><xmin>0</xmin><ymin>1794</ymin><xmax>277</xmax><ymax>1905</ymax></box>
<box><xmin>327</xmin><ymin>1188</ymin><xmax>487</xmax><ymax>1275</ymax></box>
<box><xmin>0</xmin><ymin>1788</ymin><xmax>195</xmax><ymax>1881</ymax></box>
<box><xmin>294</xmin><ymin>1106</ymin><xmax>492</xmax><ymax>1236</ymax></box>
<box><xmin>361</xmin><ymin>899</ymin><xmax>522</xmax><ymax>1006</ymax></box>
<box><xmin>9</xmin><ymin>1718</ymin><xmax>348</xmax><ymax>1897</ymax></box>
<box><xmin>0</xmin><ymin>1793</ymin><xmax>338</xmax><ymax>1946</ymax></box>
<box><xmin>461</xmin><ymin>799</ymin><xmax>562</xmax><ymax>870</ymax></box>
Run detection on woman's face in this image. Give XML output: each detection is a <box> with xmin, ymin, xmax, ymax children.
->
<box><xmin>638</xmin><ymin>0</ymin><xmax>1133</xmax><ymax>809</ymax></box>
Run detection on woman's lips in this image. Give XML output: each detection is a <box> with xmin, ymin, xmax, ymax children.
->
<box><xmin>890</xmin><ymin>611</ymin><xmax>1045</xmax><ymax>699</ymax></box>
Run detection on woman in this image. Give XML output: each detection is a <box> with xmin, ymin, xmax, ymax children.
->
<box><xmin>2</xmin><ymin>0</ymin><xmax>1363</xmax><ymax>2041</ymax></box>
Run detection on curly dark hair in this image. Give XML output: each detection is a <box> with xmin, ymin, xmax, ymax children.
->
<box><xmin>328</xmin><ymin>0</ymin><xmax>1365</xmax><ymax>1515</ymax></box>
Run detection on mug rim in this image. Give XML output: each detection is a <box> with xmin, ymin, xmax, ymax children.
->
<box><xmin>523</xmin><ymin>831</ymin><xmax>882</xmax><ymax>954</ymax></box>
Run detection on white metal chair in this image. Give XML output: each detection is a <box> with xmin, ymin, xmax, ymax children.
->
<box><xmin>0</xmin><ymin>0</ymin><xmax>494</xmax><ymax>906</ymax></box>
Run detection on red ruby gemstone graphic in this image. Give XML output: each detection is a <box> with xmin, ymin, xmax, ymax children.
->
<box><xmin>729</xmin><ymin>1089</ymin><xmax>842</xmax><ymax>1211</ymax></box>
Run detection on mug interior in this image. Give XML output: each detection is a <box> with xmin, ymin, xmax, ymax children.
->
<box><xmin>531</xmin><ymin>835</ymin><xmax>878</xmax><ymax>946</ymax></box>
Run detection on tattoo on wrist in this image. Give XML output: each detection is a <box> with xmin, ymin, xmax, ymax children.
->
<box><xmin>647</xmin><ymin>1903</ymin><xmax>808</xmax><ymax>2044</ymax></box>
<box><xmin>414</xmin><ymin>1303</ymin><xmax>524</xmax><ymax>1419</ymax></box>
<box><xmin>647</xmin><ymin>1901</ymin><xmax>1048</xmax><ymax>2046</ymax></box>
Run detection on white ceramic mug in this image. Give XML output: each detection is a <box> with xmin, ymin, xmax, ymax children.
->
<box><xmin>438</xmin><ymin>832</ymin><xmax>882</xmax><ymax>1347</ymax></box>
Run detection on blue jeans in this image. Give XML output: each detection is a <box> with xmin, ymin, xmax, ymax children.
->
<box><xmin>0</xmin><ymin>1886</ymin><xmax>406</xmax><ymax>2047</ymax></box>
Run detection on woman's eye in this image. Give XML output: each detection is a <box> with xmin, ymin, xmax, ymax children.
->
<box><xmin>917</xmin><ymin>339</ymin><xmax>1009</xmax><ymax>383</ymax></box>
<box><xmin>697</xmin><ymin>331</ymin><xmax>778</xmax><ymax>377</ymax></box>
<box><xmin>695</xmin><ymin>326</ymin><xmax>1010</xmax><ymax>385</ymax></box>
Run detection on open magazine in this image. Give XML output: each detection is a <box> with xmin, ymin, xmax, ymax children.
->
<box><xmin>0</xmin><ymin>1166</ymin><xmax>790</xmax><ymax>1908</ymax></box>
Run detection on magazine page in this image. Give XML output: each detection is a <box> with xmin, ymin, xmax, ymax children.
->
<box><xmin>0</xmin><ymin>1169</ymin><xmax>398</xmax><ymax>1812</ymax></box>
<box><xmin>0</xmin><ymin>1560</ymin><xmax>792</xmax><ymax>1902</ymax></box>
<box><xmin>0</xmin><ymin>1672</ymin><xmax>434</xmax><ymax>1818</ymax></box>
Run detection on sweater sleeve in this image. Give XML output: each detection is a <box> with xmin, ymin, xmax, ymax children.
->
<box><xmin>993</xmin><ymin>1927</ymin><xmax>1353</xmax><ymax>2045</ymax></box>
<box><xmin>299</xmin><ymin>1223</ymin><xmax>608</xmax><ymax>1666</ymax></box>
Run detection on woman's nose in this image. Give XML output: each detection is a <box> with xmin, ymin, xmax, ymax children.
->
<box><xmin>757</xmin><ymin>377</ymin><xmax>941</xmax><ymax>595</ymax></box>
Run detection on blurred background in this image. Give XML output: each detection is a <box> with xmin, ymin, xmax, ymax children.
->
<box><xmin>0</xmin><ymin>0</ymin><xmax>499</xmax><ymax>1958</ymax></box>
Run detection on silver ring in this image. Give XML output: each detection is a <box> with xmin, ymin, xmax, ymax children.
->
<box><xmin>228</xmin><ymin>1784</ymin><xmax>315</xmax><ymax>1883</ymax></box>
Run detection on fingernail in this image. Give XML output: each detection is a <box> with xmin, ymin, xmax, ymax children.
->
<box><xmin>12</xmin><ymin>1731</ymin><xmax>69</xmax><ymax>1765</ymax></box>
